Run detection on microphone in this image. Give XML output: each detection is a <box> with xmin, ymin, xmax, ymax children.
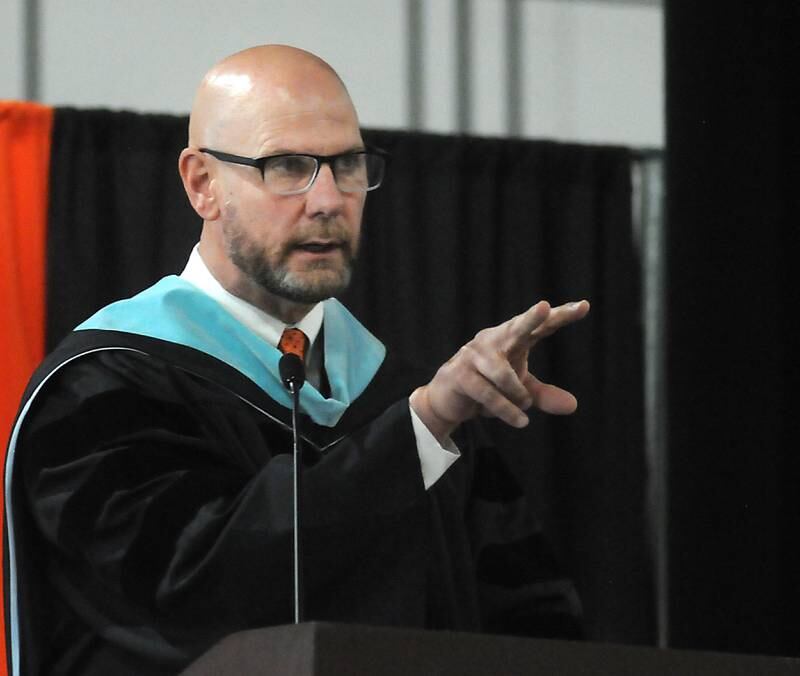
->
<box><xmin>279</xmin><ymin>353</ymin><xmax>306</xmax><ymax>390</ymax></box>
<box><xmin>279</xmin><ymin>351</ymin><xmax>305</xmax><ymax>624</ymax></box>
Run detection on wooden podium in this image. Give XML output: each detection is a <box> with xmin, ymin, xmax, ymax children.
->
<box><xmin>181</xmin><ymin>622</ymin><xmax>800</xmax><ymax>675</ymax></box>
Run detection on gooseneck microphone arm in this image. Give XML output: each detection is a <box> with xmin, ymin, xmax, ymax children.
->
<box><xmin>279</xmin><ymin>353</ymin><xmax>306</xmax><ymax>624</ymax></box>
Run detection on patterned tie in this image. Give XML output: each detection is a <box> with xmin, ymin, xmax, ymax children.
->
<box><xmin>278</xmin><ymin>327</ymin><xmax>309</xmax><ymax>362</ymax></box>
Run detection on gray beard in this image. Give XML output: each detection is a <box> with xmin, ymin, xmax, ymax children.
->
<box><xmin>226</xmin><ymin>227</ymin><xmax>355</xmax><ymax>304</ymax></box>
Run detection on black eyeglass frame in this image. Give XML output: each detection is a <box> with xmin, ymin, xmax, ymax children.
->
<box><xmin>198</xmin><ymin>146</ymin><xmax>389</xmax><ymax>195</ymax></box>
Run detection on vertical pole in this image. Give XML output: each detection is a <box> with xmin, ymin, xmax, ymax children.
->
<box><xmin>406</xmin><ymin>0</ymin><xmax>423</xmax><ymax>128</ymax></box>
<box><xmin>505</xmin><ymin>0</ymin><xmax>522</xmax><ymax>136</ymax></box>
<box><xmin>455</xmin><ymin>0</ymin><xmax>472</xmax><ymax>133</ymax></box>
<box><xmin>23</xmin><ymin>0</ymin><xmax>40</xmax><ymax>101</ymax></box>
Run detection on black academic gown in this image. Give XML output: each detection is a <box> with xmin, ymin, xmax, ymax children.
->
<box><xmin>4</xmin><ymin>312</ymin><xmax>581</xmax><ymax>675</ymax></box>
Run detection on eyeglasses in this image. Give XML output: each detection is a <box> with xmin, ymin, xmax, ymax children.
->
<box><xmin>199</xmin><ymin>147</ymin><xmax>388</xmax><ymax>195</ymax></box>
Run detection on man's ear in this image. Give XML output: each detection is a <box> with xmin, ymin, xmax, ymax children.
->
<box><xmin>178</xmin><ymin>148</ymin><xmax>220</xmax><ymax>220</ymax></box>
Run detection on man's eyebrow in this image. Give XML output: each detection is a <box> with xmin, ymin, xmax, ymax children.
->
<box><xmin>260</xmin><ymin>145</ymin><xmax>367</xmax><ymax>157</ymax></box>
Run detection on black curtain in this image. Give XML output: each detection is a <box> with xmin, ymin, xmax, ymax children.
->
<box><xmin>46</xmin><ymin>111</ymin><xmax>652</xmax><ymax>644</ymax></box>
<box><xmin>46</xmin><ymin>109</ymin><xmax>199</xmax><ymax>343</ymax></box>
<box><xmin>666</xmin><ymin>1</ymin><xmax>798</xmax><ymax>656</ymax></box>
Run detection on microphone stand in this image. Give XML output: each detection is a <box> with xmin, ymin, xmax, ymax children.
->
<box><xmin>279</xmin><ymin>354</ymin><xmax>306</xmax><ymax>624</ymax></box>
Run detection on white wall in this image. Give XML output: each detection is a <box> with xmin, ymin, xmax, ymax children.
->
<box><xmin>0</xmin><ymin>0</ymin><xmax>25</xmax><ymax>100</ymax></box>
<box><xmin>519</xmin><ymin>1</ymin><xmax>663</xmax><ymax>146</ymax></box>
<box><xmin>2</xmin><ymin>0</ymin><xmax>663</xmax><ymax>148</ymax></box>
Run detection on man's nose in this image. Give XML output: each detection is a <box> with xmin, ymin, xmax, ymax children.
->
<box><xmin>304</xmin><ymin>163</ymin><xmax>345</xmax><ymax>215</ymax></box>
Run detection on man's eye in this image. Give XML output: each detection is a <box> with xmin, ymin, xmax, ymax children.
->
<box><xmin>335</xmin><ymin>154</ymin><xmax>365</xmax><ymax>174</ymax></box>
<box><xmin>268</xmin><ymin>156</ymin><xmax>314</xmax><ymax>176</ymax></box>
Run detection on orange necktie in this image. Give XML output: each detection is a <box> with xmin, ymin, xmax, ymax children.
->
<box><xmin>278</xmin><ymin>328</ymin><xmax>309</xmax><ymax>362</ymax></box>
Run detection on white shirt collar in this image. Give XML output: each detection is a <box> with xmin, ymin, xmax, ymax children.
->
<box><xmin>179</xmin><ymin>244</ymin><xmax>324</xmax><ymax>351</ymax></box>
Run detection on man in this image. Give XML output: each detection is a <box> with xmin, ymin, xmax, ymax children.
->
<box><xmin>4</xmin><ymin>46</ymin><xmax>589</xmax><ymax>674</ymax></box>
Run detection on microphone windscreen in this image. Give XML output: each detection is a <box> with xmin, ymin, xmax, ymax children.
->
<box><xmin>279</xmin><ymin>353</ymin><xmax>306</xmax><ymax>390</ymax></box>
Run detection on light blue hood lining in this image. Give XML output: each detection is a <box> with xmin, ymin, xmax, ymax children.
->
<box><xmin>76</xmin><ymin>276</ymin><xmax>386</xmax><ymax>427</ymax></box>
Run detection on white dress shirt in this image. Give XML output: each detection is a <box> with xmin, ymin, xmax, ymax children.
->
<box><xmin>180</xmin><ymin>245</ymin><xmax>459</xmax><ymax>489</ymax></box>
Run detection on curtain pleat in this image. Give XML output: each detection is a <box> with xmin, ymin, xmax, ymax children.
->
<box><xmin>42</xmin><ymin>110</ymin><xmax>652</xmax><ymax>643</ymax></box>
<box><xmin>0</xmin><ymin>99</ymin><xmax>53</xmax><ymax>676</ymax></box>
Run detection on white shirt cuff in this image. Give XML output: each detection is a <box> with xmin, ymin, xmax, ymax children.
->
<box><xmin>409</xmin><ymin>405</ymin><xmax>460</xmax><ymax>489</ymax></box>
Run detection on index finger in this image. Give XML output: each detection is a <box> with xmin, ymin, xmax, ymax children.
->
<box><xmin>529</xmin><ymin>299</ymin><xmax>590</xmax><ymax>344</ymax></box>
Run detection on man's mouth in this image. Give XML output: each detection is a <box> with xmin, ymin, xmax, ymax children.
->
<box><xmin>295</xmin><ymin>240</ymin><xmax>343</xmax><ymax>254</ymax></box>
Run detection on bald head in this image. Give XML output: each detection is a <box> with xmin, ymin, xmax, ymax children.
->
<box><xmin>188</xmin><ymin>45</ymin><xmax>358</xmax><ymax>153</ymax></box>
<box><xmin>178</xmin><ymin>45</ymin><xmax>368</xmax><ymax>323</ymax></box>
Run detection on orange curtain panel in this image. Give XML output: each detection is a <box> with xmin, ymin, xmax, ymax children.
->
<box><xmin>0</xmin><ymin>102</ymin><xmax>51</xmax><ymax>450</ymax></box>
<box><xmin>0</xmin><ymin>101</ymin><xmax>52</xmax><ymax>675</ymax></box>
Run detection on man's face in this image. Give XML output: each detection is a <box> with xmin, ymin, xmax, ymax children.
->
<box><xmin>213</xmin><ymin>90</ymin><xmax>366</xmax><ymax>305</ymax></box>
